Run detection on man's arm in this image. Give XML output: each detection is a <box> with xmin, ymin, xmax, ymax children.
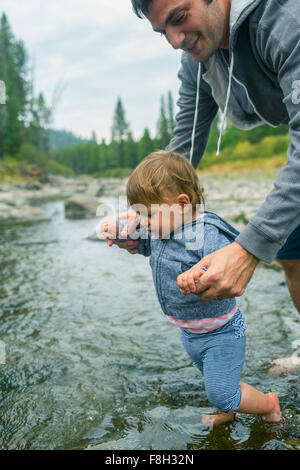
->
<box><xmin>236</xmin><ymin>6</ymin><xmax>300</xmax><ymax>263</ymax></box>
<box><xmin>165</xmin><ymin>52</ymin><xmax>218</xmax><ymax>168</ymax></box>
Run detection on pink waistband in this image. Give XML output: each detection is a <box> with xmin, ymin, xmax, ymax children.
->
<box><xmin>167</xmin><ymin>304</ymin><xmax>238</xmax><ymax>334</ymax></box>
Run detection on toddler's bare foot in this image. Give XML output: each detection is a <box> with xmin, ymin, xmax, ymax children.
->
<box><xmin>202</xmin><ymin>411</ymin><xmax>235</xmax><ymax>427</ymax></box>
<box><xmin>262</xmin><ymin>393</ymin><xmax>281</xmax><ymax>423</ymax></box>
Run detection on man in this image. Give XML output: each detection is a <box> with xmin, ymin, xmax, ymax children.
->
<box><xmin>103</xmin><ymin>0</ymin><xmax>300</xmax><ymax>318</ymax></box>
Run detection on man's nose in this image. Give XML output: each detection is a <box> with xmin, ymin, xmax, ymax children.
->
<box><xmin>166</xmin><ymin>28</ymin><xmax>186</xmax><ymax>49</ymax></box>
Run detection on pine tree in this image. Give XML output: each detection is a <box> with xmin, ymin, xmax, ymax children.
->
<box><xmin>156</xmin><ymin>95</ymin><xmax>170</xmax><ymax>148</ymax></box>
<box><xmin>0</xmin><ymin>13</ymin><xmax>28</xmax><ymax>156</ymax></box>
<box><xmin>124</xmin><ymin>132</ymin><xmax>138</xmax><ymax>168</ymax></box>
<box><xmin>111</xmin><ymin>97</ymin><xmax>130</xmax><ymax>144</ymax></box>
<box><xmin>0</xmin><ymin>13</ymin><xmax>51</xmax><ymax>158</ymax></box>
<box><xmin>167</xmin><ymin>91</ymin><xmax>176</xmax><ymax>138</ymax></box>
<box><xmin>26</xmin><ymin>91</ymin><xmax>52</xmax><ymax>151</ymax></box>
<box><xmin>137</xmin><ymin>128</ymin><xmax>155</xmax><ymax>163</ymax></box>
<box><xmin>111</xmin><ymin>97</ymin><xmax>130</xmax><ymax>167</ymax></box>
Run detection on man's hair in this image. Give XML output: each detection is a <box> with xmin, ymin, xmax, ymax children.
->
<box><xmin>131</xmin><ymin>0</ymin><xmax>152</xmax><ymax>18</ymax></box>
<box><xmin>126</xmin><ymin>150</ymin><xmax>205</xmax><ymax>210</ymax></box>
<box><xmin>131</xmin><ymin>0</ymin><xmax>214</xmax><ymax>19</ymax></box>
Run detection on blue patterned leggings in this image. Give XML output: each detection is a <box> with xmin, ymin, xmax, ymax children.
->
<box><xmin>180</xmin><ymin>308</ymin><xmax>247</xmax><ymax>413</ymax></box>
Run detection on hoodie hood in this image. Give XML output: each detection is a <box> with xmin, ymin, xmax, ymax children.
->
<box><xmin>204</xmin><ymin>210</ymin><xmax>240</xmax><ymax>239</ymax></box>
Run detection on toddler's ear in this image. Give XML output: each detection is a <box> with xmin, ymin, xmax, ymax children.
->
<box><xmin>175</xmin><ymin>193</ymin><xmax>191</xmax><ymax>206</ymax></box>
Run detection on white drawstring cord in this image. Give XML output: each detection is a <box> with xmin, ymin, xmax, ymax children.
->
<box><xmin>189</xmin><ymin>63</ymin><xmax>201</xmax><ymax>164</ymax></box>
<box><xmin>216</xmin><ymin>53</ymin><xmax>234</xmax><ymax>156</ymax></box>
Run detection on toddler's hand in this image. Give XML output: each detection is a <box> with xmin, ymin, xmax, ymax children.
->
<box><xmin>177</xmin><ymin>265</ymin><xmax>207</xmax><ymax>295</ymax></box>
<box><xmin>100</xmin><ymin>210</ymin><xmax>140</xmax><ymax>254</ymax></box>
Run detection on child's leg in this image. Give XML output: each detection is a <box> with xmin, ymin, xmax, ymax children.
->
<box><xmin>202</xmin><ymin>411</ymin><xmax>236</xmax><ymax>427</ymax></box>
<box><xmin>200</xmin><ymin>314</ymin><xmax>281</xmax><ymax>426</ymax></box>
<box><xmin>180</xmin><ymin>310</ymin><xmax>281</xmax><ymax>426</ymax></box>
<box><xmin>237</xmin><ymin>383</ymin><xmax>281</xmax><ymax>422</ymax></box>
<box><xmin>202</xmin><ymin>385</ymin><xmax>281</xmax><ymax>427</ymax></box>
<box><xmin>202</xmin><ymin>383</ymin><xmax>281</xmax><ymax>426</ymax></box>
<box><xmin>200</xmin><ymin>311</ymin><xmax>247</xmax><ymax>425</ymax></box>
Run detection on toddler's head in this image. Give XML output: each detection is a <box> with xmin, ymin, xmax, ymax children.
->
<box><xmin>126</xmin><ymin>150</ymin><xmax>205</xmax><ymax>237</ymax></box>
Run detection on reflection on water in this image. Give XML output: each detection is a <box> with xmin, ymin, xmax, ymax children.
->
<box><xmin>0</xmin><ymin>197</ymin><xmax>299</xmax><ymax>450</ymax></box>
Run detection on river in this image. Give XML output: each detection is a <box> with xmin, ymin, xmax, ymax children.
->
<box><xmin>0</xmin><ymin>174</ymin><xmax>299</xmax><ymax>450</ymax></box>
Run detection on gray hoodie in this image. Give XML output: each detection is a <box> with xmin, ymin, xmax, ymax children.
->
<box><xmin>166</xmin><ymin>0</ymin><xmax>300</xmax><ymax>263</ymax></box>
<box><xmin>119</xmin><ymin>211</ymin><xmax>239</xmax><ymax>320</ymax></box>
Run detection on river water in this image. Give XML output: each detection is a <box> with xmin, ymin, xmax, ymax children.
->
<box><xmin>0</xmin><ymin>176</ymin><xmax>300</xmax><ymax>450</ymax></box>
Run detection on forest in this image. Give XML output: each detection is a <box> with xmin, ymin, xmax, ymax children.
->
<box><xmin>0</xmin><ymin>12</ymin><xmax>289</xmax><ymax>181</ymax></box>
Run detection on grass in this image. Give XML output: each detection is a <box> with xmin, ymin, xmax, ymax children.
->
<box><xmin>197</xmin><ymin>154</ymin><xmax>286</xmax><ymax>178</ymax></box>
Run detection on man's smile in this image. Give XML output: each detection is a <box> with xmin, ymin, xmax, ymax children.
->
<box><xmin>185</xmin><ymin>35</ymin><xmax>200</xmax><ymax>53</ymax></box>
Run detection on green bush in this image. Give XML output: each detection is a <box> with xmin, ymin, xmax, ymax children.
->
<box><xmin>46</xmin><ymin>160</ymin><xmax>75</xmax><ymax>177</ymax></box>
<box><xmin>99</xmin><ymin>167</ymin><xmax>132</xmax><ymax>178</ymax></box>
<box><xmin>16</xmin><ymin>143</ymin><xmax>48</xmax><ymax>169</ymax></box>
<box><xmin>232</xmin><ymin>140</ymin><xmax>256</xmax><ymax>160</ymax></box>
<box><xmin>200</xmin><ymin>133</ymin><xmax>289</xmax><ymax>170</ymax></box>
<box><xmin>3</xmin><ymin>155</ymin><xmax>19</xmax><ymax>168</ymax></box>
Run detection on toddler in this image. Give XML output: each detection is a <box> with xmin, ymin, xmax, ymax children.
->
<box><xmin>103</xmin><ymin>150</ymin><xmax>281</xmax><ymax>427</ymax></box>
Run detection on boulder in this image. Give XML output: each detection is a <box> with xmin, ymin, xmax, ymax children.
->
<box><xmin>0</xmin><ymin>192</ymin><xmax>17</xmax><ymax>206</ymax></box>
<box><xmin>64</xmin><ymin>194</ymin><xmax>101</xmax><ymax>219</ymax></box>
<box><xmin>85</xmin><ymin>180</ymin><xmax>105</xmax><ymax>197</ymax></box>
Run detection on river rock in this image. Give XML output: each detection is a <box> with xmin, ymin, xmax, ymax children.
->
<box><xmin>85</xmin><ymin>180</ymin><xmax>105</xmax><ymax>197</ymax></box>
<box><xmin>268</xmin><ymin>356</ymin><xmax>300</xmax><ymax>375</ymax></box>
<box><xmin>0</xmin><ymin>192</ymin><xmax>17</xmax><ymax>206</ymax></box>
<box><xmin>0</xmin><ymin>202</ymin><xmax>44</xmax><ymax>219</ymax></box>
<box><xmin>24</xmin><ymin>181</ymin><xmax>42</xmax><ymax>191</ymax></box>
<box><xmin>64</xmin><ymin>194</ymin><xmax>101</xmax><ymax>219</ymax></box>
<box><xmin>86</xmin><ymin>231</ymin><xmax>106</xmax><ymax>241</ymax></box>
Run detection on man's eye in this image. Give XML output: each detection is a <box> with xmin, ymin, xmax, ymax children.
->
<box><xmin>173</xmin><ymin>13</ymin><xmax>185</xmax><ymax>25</ymax></box>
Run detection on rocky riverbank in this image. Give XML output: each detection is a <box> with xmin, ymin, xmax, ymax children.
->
<box><xmin>0</xmin><ymin>174</ymin><xmax>128</xmax><ymax>221</ymax></box>
<box><xmin>0</xmin><ymin>170</ymin><xmax>276</xmax><ymax>221</ymax></box>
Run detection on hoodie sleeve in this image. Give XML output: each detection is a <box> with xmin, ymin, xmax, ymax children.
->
<box><xmin>236</xmin><ymin>4</ymin><xmax>300</xmax><ymax>263</ymax></box>
<box><xmin>165</xmin><ymin>52</ymin><xmax>218</xmax><ymax>168</ymax></box>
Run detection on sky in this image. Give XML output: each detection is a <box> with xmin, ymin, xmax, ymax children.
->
<box><xmin>0</xmin><ymin>0</ymin><xmax>182</xmax><ymax>142</ymax></box>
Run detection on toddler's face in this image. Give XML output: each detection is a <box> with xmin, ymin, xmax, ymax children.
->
<box><xmin>139</xmin><ymin>199</ymin><xmax>193</xmax><ymax>238</ymax></box>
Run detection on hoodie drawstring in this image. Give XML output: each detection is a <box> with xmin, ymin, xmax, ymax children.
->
<box><xmin>216</xmin><ymin>53</ymin><xmax>234</xmax><ymax>156</ymax></box>
<box><xmin>189</xmin><ymin>63</ymin><xmax>201</xmax><ymax>164</ymax></box>
<box><xmin>189</xmin><ymin>52</ymin><xmax>235</xmax><ymax>163</ymax></box>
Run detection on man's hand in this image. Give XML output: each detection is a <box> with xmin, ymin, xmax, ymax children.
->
<box><xmin>100</xmin><ymin>210</ymin><xmax>140</xmax><ymax>254</ymax></box>
<box><xmin>177</xmin><ymin>242</ymin><xmax>259</xmax><ymax>301</ymax></box>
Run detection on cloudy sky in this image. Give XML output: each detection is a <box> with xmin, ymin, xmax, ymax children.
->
<box><xmin>0</xmin><ymin>0</ymin><xmax>182</xmax><ymax>142</ymax></box>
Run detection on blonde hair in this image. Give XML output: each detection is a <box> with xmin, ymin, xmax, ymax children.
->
<box><xmin>126</xmin><ymin>150</ymin><xmax>205</xmax><ymax>210</ymax></box>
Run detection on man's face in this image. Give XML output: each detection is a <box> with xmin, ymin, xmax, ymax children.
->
<box><xmin>146</xmin><ymin>0</ymin><xmax>229</xmax><ymax>62</ymax></box>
